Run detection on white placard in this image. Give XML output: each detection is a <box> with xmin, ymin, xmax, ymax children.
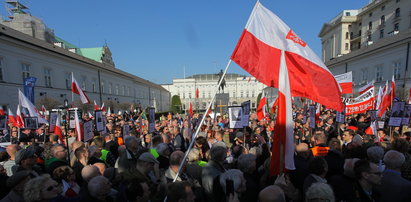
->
<box><xmin>83</xmin><ymin>120</ymin><xmax>94</xmax><ymax>142</ymax></box>
<box><xmin>229</xmin><ymin>106</ymin><xmax>243</xmax><ymax>129</ymax></box>
<box><xmin>95</xmin><ymin>110</ymin><xmax>104</xmax><ymax>132</ymax></box>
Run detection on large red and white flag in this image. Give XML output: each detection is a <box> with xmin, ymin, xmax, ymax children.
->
<box><xmin>18</xmin><ymin>89</ymin><xmax>48</xmax><ymax>124</ymax></box>
<box><xmin>16</xmin><ymin>104</ymin><xmax>24</xmax><ymax>128</ymax></box>
<box><xmin>391</xmin><ymin>75</ymin><xmax>395</xmax><ymax>99</ymax></box>
<box><xmin>72</xmin><ymin>74</ymin><xmax>90</xmax><ymax>104</ymax></box>
<box><xmin>231</xmin><ymin>2</ymin><xmax>343</xmax><ymax>112</ymax></box>
<box><xmin>231</xmin><ymin>2</ymin><xmax>344</xmax><ymax>174</ymax></box>
<box><xmin>358</xmin><ymin>81</ymin><xmax>374</xmax><ymax>95</ymax></box>
<box><xmin>8</xmin><ymin>108</ymin><xmax>17</xmax><ymax>127</ymax></box>
<box><xmin>334</xmin><ymin>72</ymin><xmax>353</xmax><ymax>94</ymax></box>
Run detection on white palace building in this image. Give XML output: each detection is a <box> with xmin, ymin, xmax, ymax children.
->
<box><xmin>0</xmin><ymin>1</ymin><xmax>170</xmax><ymax>112</ymax></box>
<box><xmin>161</xmin><ymin>73</ymin><xmax>274</xmax><ymax>111</ymax></box>
<box><xmin>319</xmin><ymin>0</ymin><xmax>411</xmax><ymax>97</ymax></box>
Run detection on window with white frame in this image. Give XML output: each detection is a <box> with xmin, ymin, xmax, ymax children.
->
<box><xmin>127</xmin><ymin>87</ymin><xmax>130</xmax><ymax>96</ymax></box>
<box><xmin>0</xmin><ymin>58</ymin><xmax>4</xmax><ymax>81</ymax></box>
<box><xmin>361</xmin><ymin>69</ymin><xmax>368</xmax><ymax>84</ymax></box>
<box><xmin>92</xmin><ymin>79</ymin><xmax>97</xmax><ymax>93</ymax></box>
<box><xmin>122</xmin><ymin>85</ymin><xmax>126</xmax><ymax>96</ymax></box>
<box><xmin>376</xmin><ymin>65</ymin><xmax>383</xmax><ymax>82</ymax></box>
<box><xmin>101</xmin><ymin>82</ymin><xmax>105</xmax><ymax>93</ymax></box>
<box><xmin>109</xmin><ymin>83</ymin><xmax>112</xmax><ymax>94</ymax></box>
<box><xmin>115</xmin><ymin>84</ymin><xmax>119</xmax><ymax>95</ymax></box>
<box><xmin>22</xmin><ymin>63</ymin><xmax>30</xmax><ymax>82</ymax></box>
<box><xmin>81</xmin><ymin>76</ymin><xmax>86</xmax><ymax>91</ymax></box>
<box><xmin>44</xmin><ymin>69</ymin><xmax>52</xmax><ymax>87</ymax></box>
<box><xmin>65</xmin><ymin>73</ymin><xmax>70</xmax><ymax>89</ymax></box>
<box><xmin>393</xmin><ymin>61</ymin><xmax>402</xmax><ymax>80</ymax></box>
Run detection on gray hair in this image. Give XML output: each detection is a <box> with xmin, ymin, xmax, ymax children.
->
<box><xmin>259</xmin><ymin>185</ymin><xmax>285</xmax><ymax>202</ymax></box>
<box><xmin>88</xmin><ymin>176</ymin><xmax>111</xmax><ymax>199</ymax></box>
<box><xmin>24</xmin><ymin>174</ymin><xmax>54</xmax><ymax>202</ymax></box>
<box><xmin>384</xmin><ymin>150</ymin><xmax>405</xmax><ymax>170</ymax></box>
<box><xmin>238</xmin><ymin>154</ymin><xmax>257</xmax><ymax>173</ymax></box>
<box><xmin>305</xmin><ymin>182</ymin><xmax>335</xmax><ymax>202</ymax></box>
<box><xmin>187</xmin><ymin>148</ymin><xmax>200</xmax><ymax>162</ymax></box>
<box><xmin>249</xmin><ymin>146</ymin><xmax>262</xmax><ymax>156</ymax></box>
<box><xmin>81</xmin><ymin>165</ymin><xmax>101</xmax><ymax>182</ymax></box>
<box><xmin>367</xmin><ymin>146</ymin><xmax>384</xmax><ymax>163</ymax></box>
<box><xmin>219</xmin><ymin>169</ymin><xmax>244</xmax><ymax>194</ymax></box>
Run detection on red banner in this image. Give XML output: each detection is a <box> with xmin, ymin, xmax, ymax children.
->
<box><xmin>346</xmin><ymin>97</ymin><xmax>375</xmax><ymax>115</ymax></box>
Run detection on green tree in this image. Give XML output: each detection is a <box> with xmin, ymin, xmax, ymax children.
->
<box><xmin>171</xmin><ymin>95</ymin><xmax>182</xmax><ymax>114</ymax></box>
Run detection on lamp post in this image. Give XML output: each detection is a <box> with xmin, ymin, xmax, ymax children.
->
<box><xmin>60</xmin><ymin>93</ymin><xmax>70</xmax><ymax>163</ymax></box>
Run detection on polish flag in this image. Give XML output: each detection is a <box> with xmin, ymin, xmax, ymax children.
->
<box><xmin>378</xmin><ymin>81</ymin><xmax>392</xmax><ymax>117</ymax></box>
<box><xmin>391</xmin><ymin>75</ymin><xmax>395</xmax><ymax>100</ymax></box>
<box><xmin>16</xmin><ymin>105</ymin><xmax>24</xmax><ymax>128</ymax></box>
<box><xmin>107</xmin><ymin>107</ymin><xmax>111</xmax><ymax>116</ymax></box>
<box><xmin>231</xmin><ymin>2</ymin><xmax>343</xmax><ymax>174</ymax></box>
<box><xmin>101</xmin><ymin>102</ymin><xmax>105</xmax><ymax>112</ymax></box>
<box><xmin>74</xmin><ymin>109</ymin><xmax>82</xmax><ymax>141</ymax></box>
<box><xmin>334</xmin><ymin>72</ymin><xmax>353</xmax><ymax>94</ymax></box>
<box><xmin>54</xmin><ymin>115</ymin><xmax>64</xmax><ymax>144</ymax></box>
<box><xmin>41</xmin><ymin>105</ymin><xmax>47</xmax><ymax>115</ymax></box>
<box><xmin>257</xmin><ymin>93</ymin><xmax>267</xmax><ymax>121</ymax></box>
<box><xmin>18</xmin><ymin>89</ymin><xmax>48</xmax><ymax>124</ymax></box>
<box><xmin>375</xmin><ymin>85</ymin><xmax>385</xmax><ymax>110</ymax></box>
<box><xmin>72</xmin><ymin>74</ymin><xmax>90</xmax><ymax>104</ymax></box>
<box><xmin>231</xmin><ymin>2</ymin><xmax>343</xmax><ymax>112</ymax></box>
<box><xmin>195</xmin><ymin>88</ymin><xmax>199</xmax><ymax>99</ymax></box>
<box><xmin>269</xmin><ymin>97</ymin><xmax>279</xmax><ymax>113</ymax></box>
<box><xmin>0</xmin><ymin>106</ymin><xmax>4</xmax><ymax>116</ymax></box>
<box><xmin>93</xmin><ymin>100</ymin><xmax>100</xmax><ymax>110</ymax></box>
<box><xmin>88</xmin><ymin>112</ymin><xmax>94</xmax><ymax>119</ymax></box>
<box><xmin>188</xmin><ymin>102</ymin><xmax>193</xmax><ymax>117</ymax></box>
<box><xmin>358</xmin><ymin>81</ymin><xmax>374</xmax><ymax>95</ymax></box>
<box><xmin>8</xmin><ymin>108</ymin><xmax>17</xmax><ymax>127</ymax></box>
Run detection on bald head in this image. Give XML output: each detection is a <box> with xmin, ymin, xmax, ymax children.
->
<box><xmin>259</xmin><ymin>185</ymin><xmax>285</xmax><ymax>202</ymax></box>
<box><xmin>6</xmin><ymin>144</ymin><xmax>19</xmax><ymax>159</ymax></box>
<box><xmin>81</xmin><ymin>165</ymin><xmax>101</xmax><ymax>182</ymax></box>
<box><xmin>93</xmin><ymin>162</ymin><xmax>106</xmax><ymax>175</ymax></box>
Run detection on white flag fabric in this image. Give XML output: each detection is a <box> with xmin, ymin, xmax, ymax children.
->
<box><xmin>18</xmin><ymin>89</ymin><xmax>48</xmax><ymax>124</ymax></box>
<box><xmin>334</xmin><ymin>72</ymin><xmax>353</xmax><ymax>94</ymax></box>
<box><xmin>72</xmin><ymin>74</ymin><xmax>90</xmax><ymax>104</ymax></box>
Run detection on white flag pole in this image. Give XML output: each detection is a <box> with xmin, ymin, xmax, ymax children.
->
<box><xmin>172</xmin><ymin>1</ymin><xmax>261</xmax><ymax>184</ymax></box>
<box><xmin>71</xmin><ymin>72</ymin><xmax>74</xmax><ymax>107</ymax></box>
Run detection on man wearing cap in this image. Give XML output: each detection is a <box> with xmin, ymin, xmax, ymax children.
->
<box><xmin>121</xmin><ymin>152</ymin><xmax>164</xmax><ymax>201</ymax></box>
<box><xmin>12</xmin><ymin>148</ymin><xmax>41</xmax><ymax>176</ymax></box>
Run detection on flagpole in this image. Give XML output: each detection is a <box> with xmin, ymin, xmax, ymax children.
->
<box><xmin>71</xmin><ymin>72</ymin><xmax>74</xmax><ymax>107</ymax></box>
<box><xmin>171</xmin><ymin>0</ymin><xmax>261</xmax><ymax>185</ymax></box>
<box><xmin>172</xmin><ymin>60</ymin><xmax>233</xmax><ymax>184</ymax></box>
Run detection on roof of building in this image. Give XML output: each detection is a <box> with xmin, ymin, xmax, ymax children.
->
<box><xmin>78</xmin><ymin>47</ymin><xmax>103</xmax><ymax>63</ymax></box>
<box><xmin>0</xmin><ymin>24</ymin><xmax>168</xmax><ymax>92</ymax></box>
<box><xmin>186</xmin><ymin>73</ymin><xmax>245</xmax><ymax>81</ymax></box>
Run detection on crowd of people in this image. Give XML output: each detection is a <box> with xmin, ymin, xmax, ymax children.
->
<box><xmin>0</xmin><ymin>104</ymin><xmax>411</xmax><ymax>202</ymax></box>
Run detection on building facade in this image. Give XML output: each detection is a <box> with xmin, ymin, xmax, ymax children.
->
<box><xmin>0</xmin><ymin>2</ymin><xmax>169</xmax><ymax>112</ymax></box>
<box><xmin>161</xmin><ymin>73</ymin><xmax>274</xmax><ymax>111</ymax></box>
<box><xmin>319</xmin><ymin>0</ymin><xmax>411</xmax><ymax>96</ymax></box>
